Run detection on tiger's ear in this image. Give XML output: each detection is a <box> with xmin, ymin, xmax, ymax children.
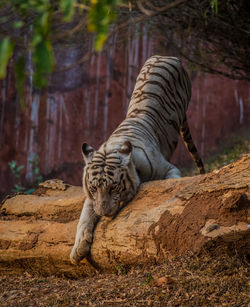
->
<box><xmin>119</xmin><ymin>141</ymin><xmax>132</xmax><ymax>166</ymax></box>
<box><xmin>82</xmin><ymin>143</ymin><xmax>95</xmax><ymax>164</ymax></box>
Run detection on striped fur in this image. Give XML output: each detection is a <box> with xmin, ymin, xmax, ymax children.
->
<box><xmin>83</xmin><ymin>55</ymin><xmax>204</xmax><ymax>216</ymax></box>
<box><xmin>70</xmin><ymin>55</ymin><xmax>205</xmax><ymax>263</ymax></box>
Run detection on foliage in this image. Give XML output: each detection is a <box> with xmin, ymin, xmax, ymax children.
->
<box><xmin>27</xmin><ymin>154</ymin><xmax>43</xmax><ymax>193</ymax></box>
<box><xmin>133</xmin><ymin>0</ymin><xmax>250</xmax><ymax>81</ymax></box>
<box><xmin>210</xmin><ymin>0</ymin><xmax>218</xmax><ymax>14</ymax></box>
<box><xmin>0</xmin><ymin>0</ymin><xmax>249</xmax><ymax>97</ymax></box>
<box><xmin>109</xmin><ymin>0</ymin><xmax>249</xmax><ymax>81</ymax></box>
<box><xmin>0</xmin><ymin>37</ymin><xmax>14</xmax><ymax>78</ymax></box>
<box><xmin>88</xmin><ymin>0</ymin><xmax>120</xmax><ymax>50</ymax></box>
<box><xmin>14</xmin><ymin>56</ymin><xmax>26</xmax><ymax>109</ymax></box>
<box><xmin>0</xmin><ymin>0</ymin><xmax>121</xmax><ymax>91</ymax></box>
<box><xmin>9</xmin><ymin>155</ymin><xmax>43</xmax><ymax>194</ymax></box>
<box><xmin>143</xmin><ymin>272</ymin><xmax>153</xmax><ymax>285</ymax></box>
<box><xmin>8</xmin><ymin>161</ymin><xmax>25</xmax><ymax>193</ymax></box>
<box><xmin>115</xmin><ymin>264</ymin><xmax>128</xmax><ymax>275</ymax></box>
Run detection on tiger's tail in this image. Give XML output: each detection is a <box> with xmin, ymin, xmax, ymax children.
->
<box><xmin>180</xmin><ymin>116</ymin><xmax>205</xmax><ymax>174</ymax></box>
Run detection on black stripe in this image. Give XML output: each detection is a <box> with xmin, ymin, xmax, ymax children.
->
<box><xmin>141</xmin><ymin>90</ymin><xmax>176</xmax><ymax>113</ymax></box>
<box><xmin>112</xmin><ymin>122</ymin><xmax>156</xmax><ymax>142</ymax></box>
<box><xmin>133</xmin><ymin>145</ymin><xmax>153</xmax><ymax>179</ymax></box>
<box><xmin>180</xmin><ymin>67</ymin><xmax>191</xmax><ymax>100</ymax></box>
<box><xmin>137</xmin><ymin>80</ymin><xmax>179</xmax><ymax>110</ymax></box>
<box><xmin>125</xmin><ymin>172</ymin><xmax>136</xmax><ymax>194</ymax></box>
<box><xmin>129</xmin><ymin>109</ymin><xmax>165</xmax><ymax>141</ymax></box>
<box><xmin>153</xmin><ymin>64</ymin><xmax>177</xmax><ymax>82</ymax></box>
<box><xmin>166</xmin><ymin>62</ymin><xmax>189</xmax><ymax>104</ymax></box>
<box><xmin>131</xmin><ymin>91</ymin><xmax>173</xmax><ymax>116</ymax></box>
<box><xmin>177</xmin><ymin>69</ymin><xmax>188</xmax><ymax>104</ymax></box>
<box><xmin>142</xmin><ymin>92</ymin><xmax>173</xmax><ymax>115</ymax></box>
<box><xmin>95</xmin><ymin>152</ymin><xmax>106</xmax><ymax>159</ymax></box>
<box><xmin>92</xmin><ymin>160</ymin><xmax>104</xmax><ymax>164</ymax></box>
<box><xmin>143</xmin><ymin>105</ymin><xmax>180</xmax><ymax>134</ymax></box>
<box><xmin>105</xmin><ymin>161</ymin><xmax>120</xmax><ymax>166</ymax></box>
<box><xmin>131</xmin><ymin>107</ymin><xmax>177</xmax><ymax>139</ymax></box>
<box><xmin>105</xmin><ymin>165</ymin><xmax>116</xmax><ymax>170</ymax></box>
<box><xmin>153</xmin><ymin>64</ymin><xmax>186</xmax><ymax>109</ymax></box>
<box><xmin>158</xmin><ymin>62</ymin><xmax>188</xmax><ymax>108</ymax></box>
<box><xmin>91</xmin><ymin>164</ymin><xmax>104</xmax><ymax>168</ymax></box>
<box><xmin>146</xmin><ymin>71</ymin><xmax>185</xmax><ymax>110</ymax></box>
<box><xmin>106</xmin><ymin>155</ymin><xmax>120</xmax><ymax>160</ymax></box>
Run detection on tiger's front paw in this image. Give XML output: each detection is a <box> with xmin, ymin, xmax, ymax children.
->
<box><xmin>70</xmin><ymin>240</ymin><xmax>91</xmax><ymax>264</ymax></box>
<box><xmin>70</xmin><ymin>228</ymin><xmax>93</xmax><ymax>264</ymax></box>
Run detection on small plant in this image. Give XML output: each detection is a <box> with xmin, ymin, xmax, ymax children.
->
<box><xmin>143</xmin><ymin>272</ymin><xmax>153</xmax><ymax>285</ymax></box>
<box><xmin>8</xmin><ymin>161</ymin><xmax>25</xmax><ymax>193</ymax></box>
<box><xmin>9</xmin><ymin>155</ymin><xmax>43</xmax><ymax>194</ymax></box>
<box><xmin>115</xmin><ymin>264</ymin><xmax>128</xmax><ymax>275</ymax></box>
<box><xmin>210</xmin><ymin>0</ymin><xmax>218</xmax><ymax>14</ymax></box>
<box><xmin>26</xmin><ymin>155</ymin><xmax>43</xmax><ymax>194</ymax></box>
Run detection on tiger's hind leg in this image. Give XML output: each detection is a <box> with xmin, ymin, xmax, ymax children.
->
<box><xmin>180</xmin><ymin>115</ymin><xmax>205</xmax><ymax>174</ymax></box>
<box><xmin>70</xmin><ymin>198</ymin><xmax>99</xmax><ymax>264</ymax></box>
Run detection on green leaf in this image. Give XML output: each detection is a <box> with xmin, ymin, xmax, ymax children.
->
<box><xmin>33</xmin><ymin>154</ymin><xmax>39</xmax><ymax>163</ymax></box>
<box><xmin>25</xmin><ymin>188</ymin><xmax>35</xmax><ymax>194</ymax></box>
<box><xmin>95</xmin><ymin>33</ymin><xmax>108</xmax><ymax>51</ymax></box>
<box><xmin>210</xmin><ymin>0</ymin><xmax>218</xmax><ymax>14</ymax></box>
<box><xmin>14</xmin><ymin>184</ymin><xmax>25</xmax><ymax>191</ymax></box>
<box><xmin>13</xmin><ymin>20</ymin><xmax>24</xmax><ymax>29</ymax></box>
<box><xmin>88</xmin><ymin>0</ymin><xmax>120</xmax><ymax>51</ymax></box>
<box><xmin>9</xmin><ymin>161</ymin><xmax>16</xmax><ymax>170</ymax></box>
<box><xmin>60</xmin><ymin>0</ymin><xmax>76</xmax><ymax>21</ymax></box>
<box><xmin>0</xmin><ymin>16</ymin><xmax>8</xmax><ymax>23</ymax></box>
<box><xmin>37</xmin><ymin>176</ymin><xmax>43</xmax><ymax>184</ymax></box>
<box><xmin>32</xmin><ymin>33</ymin><xmax>43</xmax><ymax>47</ymax></box>
<box><xmin>0</xmin><ymin>37</ymin><xmax>14</xmax><ymax>79</ymax></box>
<box><xmin>33</xmin><ymin>10</ymin><xmax>51</xmax><ymax>37</ymax></box>
<box><xmin>16</xmin><ymin>165</ymin><xmax>24</xmax><ymax>173</ymax></box>
<box><xmin>32</xmin><ymin>40</ymin><xmax>54</xmax><ymax>88</ymax></box>
<box><xmin>34</xmin><ymin>167</ymin><xmax>40</xmax><ymax>175</ymax></box>
<box><xmin>15</xmin><ymin>56</ymin><xmax>26</xmax><ymax>110</ymax></box>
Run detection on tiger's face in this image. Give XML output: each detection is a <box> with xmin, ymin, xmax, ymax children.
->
<box><xmin>82</xmin><ymin>141</ymin><xmax>139</xmax><ymax>217</ymax></box>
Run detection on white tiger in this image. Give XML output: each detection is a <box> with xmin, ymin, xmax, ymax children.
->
<box><xmin>70</xmin><ymin>55</ymin><xmax>205</xmax><ymax>264</ymax></box>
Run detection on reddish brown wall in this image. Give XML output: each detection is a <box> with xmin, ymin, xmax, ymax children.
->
<box><xmin>0</xmin><ymin>30</ymin><xmax>249</xmax><ymax>197</ymax></box>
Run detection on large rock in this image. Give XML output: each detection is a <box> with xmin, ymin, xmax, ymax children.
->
<box><xmin>0</xmin><ymin>156</ymin><xmax>249</xmax><ymax>276</ymax></box>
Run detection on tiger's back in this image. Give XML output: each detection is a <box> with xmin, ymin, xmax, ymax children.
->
<box><xmin>107</xmin><ymin>55</ymin><xmax>197</xmax><ymax>177</ymax></box>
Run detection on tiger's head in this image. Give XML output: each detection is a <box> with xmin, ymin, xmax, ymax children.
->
<box><xmin>82</xmin><ymin>141</ymin><xmax>140</xmax><ymax>217</ymax></box>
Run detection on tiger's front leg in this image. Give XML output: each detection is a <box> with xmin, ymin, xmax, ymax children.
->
<box><xmin>70</xmin><ymin>198</ymin><xmax>99</xmax><ymax>264</ymax></box>
<box><xmin>165</xmin><ymin>164</ymin><xmax>181</xmax><ymax>178</ymax></box>
<box><xmin>162</xmin><ymin>160</ymin><xmax>181</xmax><ymax>179</ymax></box>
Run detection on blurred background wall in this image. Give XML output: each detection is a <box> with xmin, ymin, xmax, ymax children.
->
<box><xmin>0</xmin><ymin>24</ymin><xmax>249</xmax><ymax>199</ymax></box>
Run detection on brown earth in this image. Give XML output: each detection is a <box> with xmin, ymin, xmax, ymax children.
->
<box><xmin>0</xmin><ymin>155</ymin><xmax>249</xmax><ymax>306</ymax></box>
<box><xmin>0</xmin><ymin>251</ymin><xmax>248</xmax><ymax>306</ymax></box>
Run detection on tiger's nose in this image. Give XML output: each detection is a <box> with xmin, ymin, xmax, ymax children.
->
<box><xmin>101</xmin><ymin>200</ymin><xmax>108</xmax><ymax>208</ymax></box>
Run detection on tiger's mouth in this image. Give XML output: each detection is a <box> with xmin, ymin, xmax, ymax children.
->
<box><xmin>93</xmin><ymin>199</ymin><xmax>126</xmax><ymax>217</ymax></box>
<box><xmin>93</xmin><ymin>202</ymin><xmax>119</xmax><ymax>217</ymax></box>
